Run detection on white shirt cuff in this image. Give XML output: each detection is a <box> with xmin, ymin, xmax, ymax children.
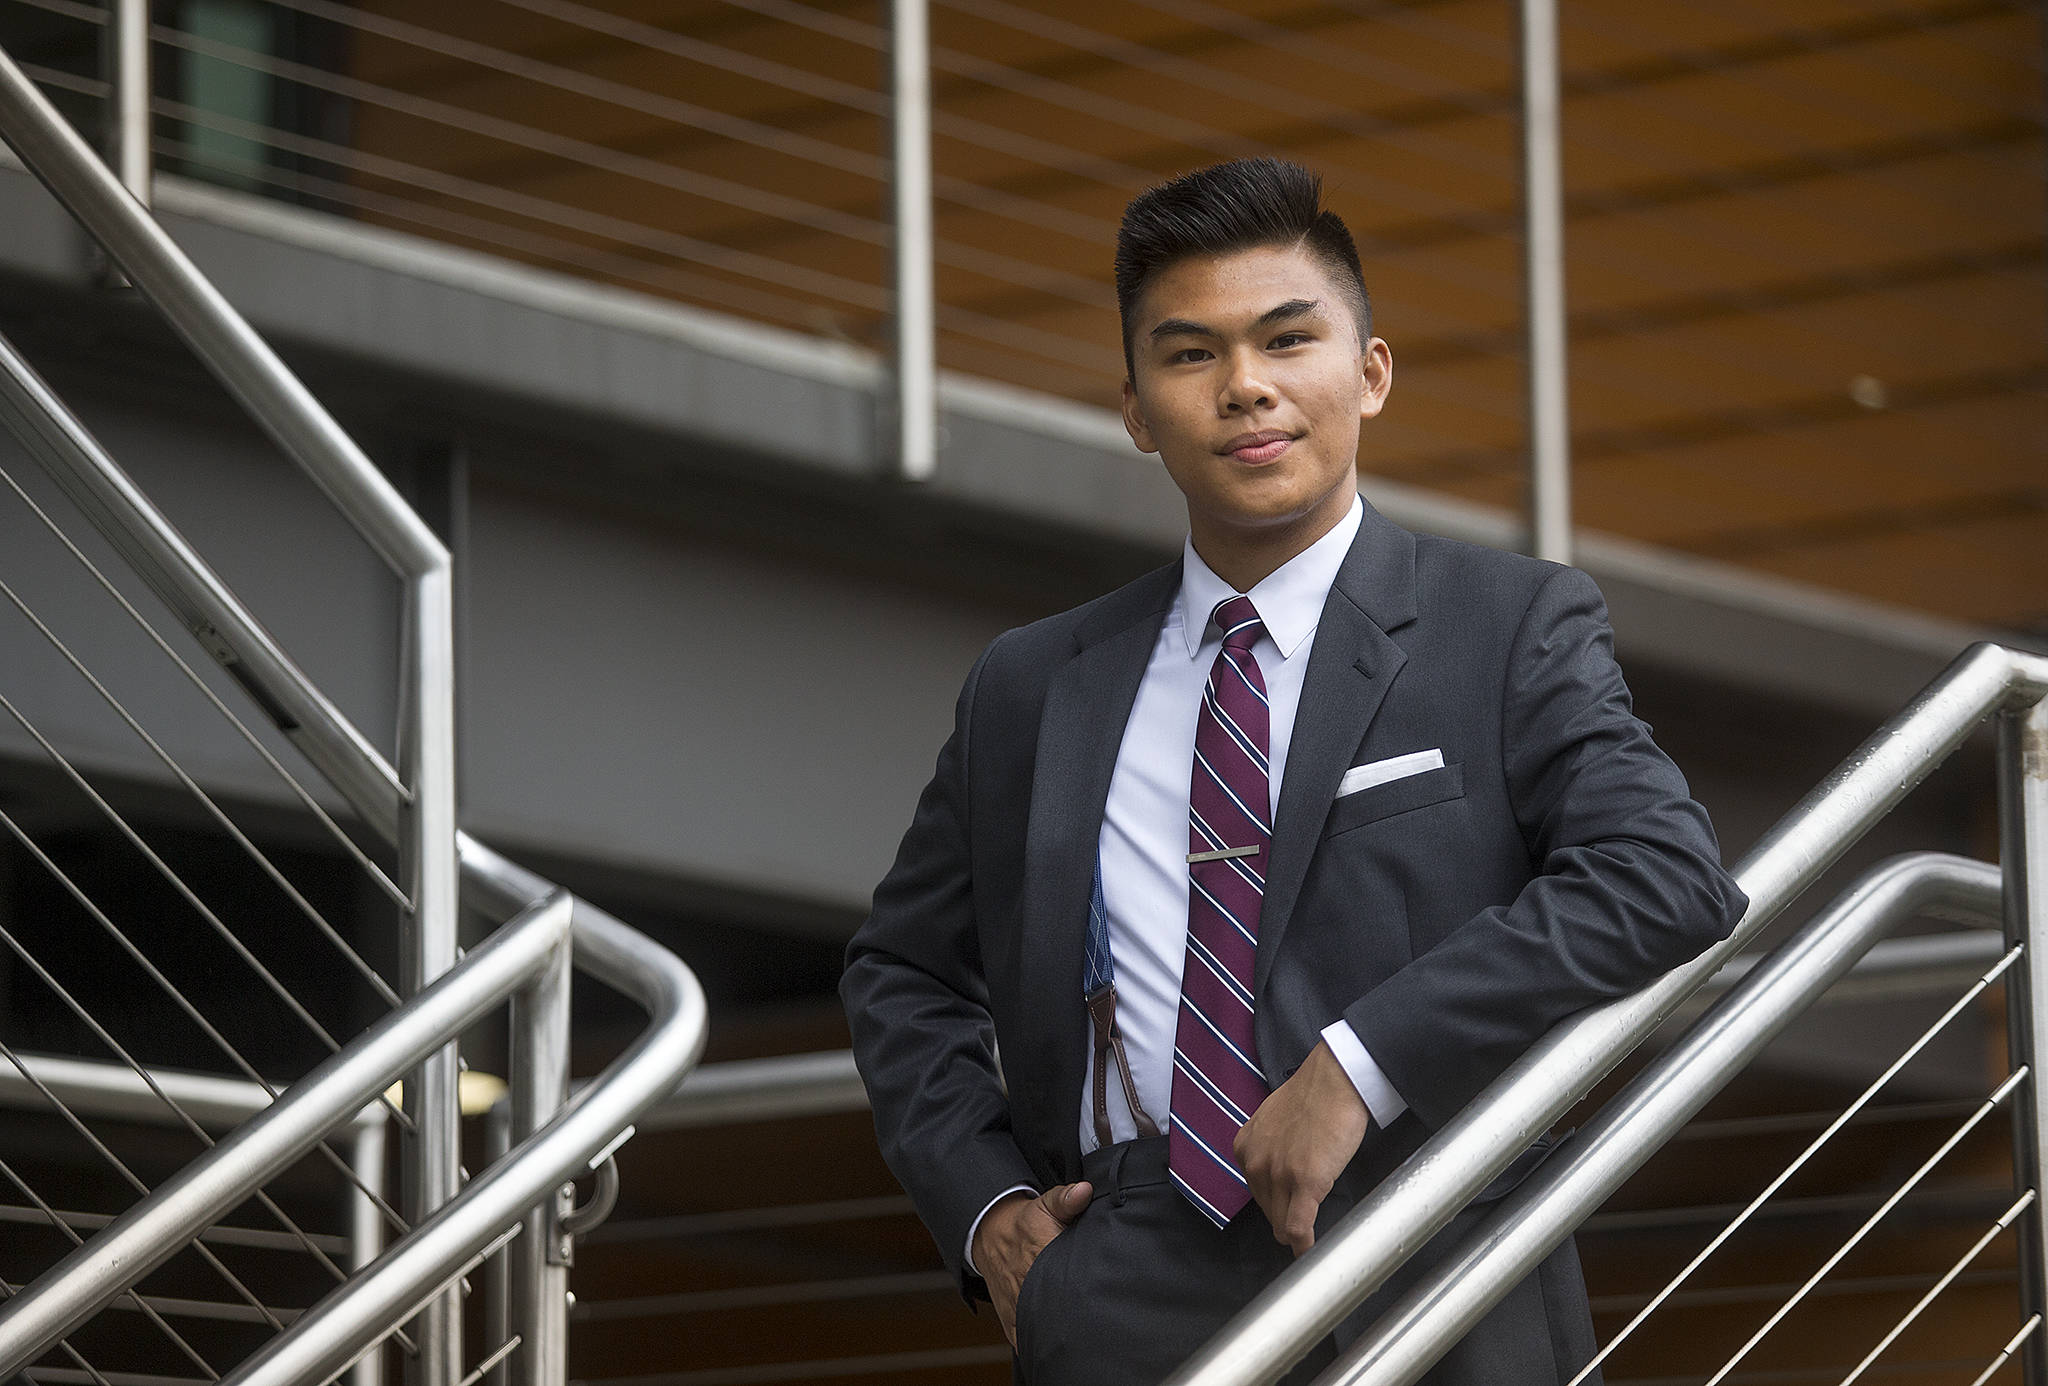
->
<box><xmin>1320</xmin><ymin>1020</ymin><xmax>1409</xmax><ymax>1128</ymax></box>
<box><xmin>963</xmin><ymin>1184</ymin><xmax>1037</xmax><ymax>1277</ymax></box>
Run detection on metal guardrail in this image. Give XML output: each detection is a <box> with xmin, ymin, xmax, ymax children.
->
<box><xmin>0</xmin><ymin>27</ymin><xmax>470</xmax><ymax>1381</ymax></box>
<box><xmin>0</xmin><ymin>1053</ymin><xmax>391</xmax><ymax>1386</ymax></box>
<box><xmin>1360</xmin><ymin>852</ymin><xmax>2018</xmax><ymax>1386</ymax></box>
<box><xmin>1169</xmin><ymin>642</ymin><xmax>2048</xmax><ymax>1383</ymax></box>
<box><xmin>0</xmin><ymin>29</ymin><xmax>708</xmax><ymax>1386</ymax></box>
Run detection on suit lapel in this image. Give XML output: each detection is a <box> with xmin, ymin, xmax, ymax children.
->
<box><xmin>1253</xmin><ymin>500</ymin><xmax>1419</xmax><ymax>1006</ymax></box>
<box><xmin>1019</xmin><ymin>560</ymin><xmax>1178</xmax><ymax>1178</ymax></box>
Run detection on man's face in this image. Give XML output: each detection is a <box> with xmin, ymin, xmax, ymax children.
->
<box><xmin>1120</xmin><ymin>242</ymin><xmax>1392</xmax><ymax>542</ymax></box>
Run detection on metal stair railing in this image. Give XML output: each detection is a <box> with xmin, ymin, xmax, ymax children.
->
<box><xmin>1349</xmin><ymin>852</ymin><xmax>2018</xmax><ymax>1385</ymax></box>
<box><xmin>1168</xmin><ymin>640</ymin><xmax>2048</xmax><ymax>1384</ymax></box>
<box><xmin>0</xmin><ymin>34</ymin><xmax>707</xmax><ymax>1386</ymax></box>
<box><xmin>0</xmin><ymin>1052</ymin><xmax>392</xmax><ymax>1386</ymax></box>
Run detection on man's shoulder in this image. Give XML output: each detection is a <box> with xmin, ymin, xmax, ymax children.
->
<box><xmin>1406</xmin><ymin>527</ymin><xmax>1596</xmax><ymax>631</ymax></box>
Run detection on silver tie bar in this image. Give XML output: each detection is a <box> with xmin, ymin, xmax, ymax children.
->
<box><xmin>1187</xmin><ymin>845</ymin><xmax>1260</xmax><ymax>864</ymax></box>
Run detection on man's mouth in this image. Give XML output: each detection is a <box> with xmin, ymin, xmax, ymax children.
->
<box><xmin>1223</xmin><ymin>431</ymin><xmax>1294</xmax><ymax>464</ymax></box>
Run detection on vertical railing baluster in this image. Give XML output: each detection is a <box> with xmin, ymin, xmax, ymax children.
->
<box><xmin>508</xmin><ymin>930</ymin><xmax>572</xmax><ymax>1386</ymax></box>
<box><xmin>482</xmin><ymin>1097</ymin><xmax>513</xmax><ymax>1386</ymax></box>
<box><xmin>888</xmin><ymin>0</ymin><xmax>936</xmax><ymax>483</ymax></box>
<box><xmin>104</xmin><ymin>0</ymin><xmax>149</xmax><ymax>209</ymax></box>
<box><xmin>350</xmin><ymin>1115</ymin><xmax>391</xmax><ymax>1386</ymax></box>
<box><xmin>400</xmin><ymin>565</ymin><xmax>463</xmax><ymax>1386</ymax></box>
<box><xmin>1517</xmin><ymin>0</ymin><xmax>1571</xmax><ymax>566</ymax></box>
<box><xmin>2002</xmin><ymin>689</ymin><xmax>2048</xmax><ymax>1385</ymax></box>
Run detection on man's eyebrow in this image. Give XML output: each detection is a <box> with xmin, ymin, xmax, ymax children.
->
<box><xmin>1146</xmin><ymin>298</ymin><xmax>1326</xmax><ymax>342</ymax></box>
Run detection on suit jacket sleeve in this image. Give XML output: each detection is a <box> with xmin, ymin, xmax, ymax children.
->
<box><xmin>1344</xmin><ymin>565</ymin><xmax>1748</xmax><ymax>1130</ymax></box>
<box><xmin>840</xmin><ymin>633</ymin><xmax>1038</xmax><ymax>1298</ymax></box>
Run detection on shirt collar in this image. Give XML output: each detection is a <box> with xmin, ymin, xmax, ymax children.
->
<box><xmin>1177</xmin><ymin>492</ymin><xmax>1364</xmax><ymax>661</ymax></box>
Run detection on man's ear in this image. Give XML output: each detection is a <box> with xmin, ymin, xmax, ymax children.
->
<box><xmin>1358</xmin><ymin>337</ymin><xmax>1394</xmax><ymax>423</ymax></box>
<box><xmin>1121</xmin><ymin>377</ymin><xmax>1158</xmax><ymax>454</ymax></box>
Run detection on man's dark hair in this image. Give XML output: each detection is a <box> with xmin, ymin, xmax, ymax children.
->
<box><xmin>1114</xmin><ymin>157</ymin><xmax>1371</xmax><ymax>380</ymax></box>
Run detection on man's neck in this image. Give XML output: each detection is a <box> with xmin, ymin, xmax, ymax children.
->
<box><xmin>1189</xmin><ymin>492</ymin><xmax>1354</xmax><ymax>593</ymax></box>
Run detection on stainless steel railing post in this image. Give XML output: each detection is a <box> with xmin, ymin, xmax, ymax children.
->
<box><xmin>481</xmin><ymin>1097</ymin><xmax>512</xmax><ymax>1386</ymax></box>
<box><xmin>508</xmin><ymin>929</ymin><xmax>573</xmax><ymax>1386</ymax></box>
<box><xmin>1518</xmin><ymin>0</ymin><xmax>1571</xmax><ymax>566</ymax></box>
<box><xmin>350</xmin><ymin>1115</ymin><xmax>391</xmax><ymax>1386</ymax></box>
<box><xmin>104</xmin><ymin>0</ymin><xmax>150</xmax><ymax>208</ymax></box>
<box><xmin>888</xmin><ymin>0</ymin><xmax>937</xmax><ymax>483</ymax></box>
<box><xmin>399</xmin><ymin>567</ymin><xmax>463</xmax><ymax>1386</ymax></box>
<box><xmin>2002</xmin><ymin>690</ymin><xmax>2048</xmax><ymax>1384</ymax></box>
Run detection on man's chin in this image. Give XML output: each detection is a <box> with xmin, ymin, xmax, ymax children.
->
<box><xmin>1193</xmin><ymin>484</ymin><xmax>1340</xmax><ymax>534</ymax></box>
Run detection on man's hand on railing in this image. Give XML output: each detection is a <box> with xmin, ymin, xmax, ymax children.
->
<box><xmin>972</xmin><ymin>1182</ymin><xmax>1093</xmax><ymax>1347</ymax></box>
<box><xmin>1236</xmin><ymin>1040</ymin><xmax>1372</xmax><ymax>1256</ymax></box>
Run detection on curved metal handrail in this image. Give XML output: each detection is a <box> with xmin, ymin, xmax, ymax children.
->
<box><xmin>1168</xmin><ymin>640</ymin><xmax>2048</xmax><ymax>1385</ymax></box>
<box><xmin>222</xmin><ymin>899</ymin><xmax>707</xmax><ymax>1384</ymax></box>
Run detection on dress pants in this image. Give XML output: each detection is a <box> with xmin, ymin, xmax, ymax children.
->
<box><xmin>1009</xmin><ymin>1134</ymin><xmax>1602</xmax><ymax>1386</ymax></box>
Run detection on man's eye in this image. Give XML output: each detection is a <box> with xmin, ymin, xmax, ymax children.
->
<box><xmin>1270</xmin><ymin>332</ymin><xmax>1310</xmax><ymax>349</ymax></box>
<box><xmin>1169</xmin><ymin>347</ymin><xmax>1210</xmax><ymax>364</ymax></box>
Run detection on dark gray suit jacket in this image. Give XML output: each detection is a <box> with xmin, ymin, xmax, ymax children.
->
<box><xmin>841</xmin><ymin>497</ymin><xmax>1747</xmax><ymax>1305</ymax></box>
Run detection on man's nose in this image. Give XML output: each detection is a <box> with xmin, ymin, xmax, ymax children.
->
<box><xmin>1219</xmin><ymin>350</ymin><xmax>1276</xmax><ymax>412</ymax></box>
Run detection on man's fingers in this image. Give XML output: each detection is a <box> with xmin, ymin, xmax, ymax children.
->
<box><xmin>1038</xmin><ymin>1179</ymin><xmax>1093</xmax><ymax>1226</ymax></box>
<box><xmin>1263</xmin><ymin>1188</ymin><xmax>1319</xmax><ymax>1257</ymax></box>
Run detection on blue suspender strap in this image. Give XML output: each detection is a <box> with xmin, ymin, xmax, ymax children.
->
<box><xmin>1083</xmin><ymin>847</ymin><xmax>1159</xmax><ymax>1144</ymax></box>
<box><xmin>1084</xmin><ymin>851</ymin><xmax>1114</xmax><ymax>995</ymax></box>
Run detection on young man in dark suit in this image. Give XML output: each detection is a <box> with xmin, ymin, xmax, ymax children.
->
<box><xmin>841</xmin><ymin>157</ymin><xmax>1745</xmax><ymax>1384</ymax></box>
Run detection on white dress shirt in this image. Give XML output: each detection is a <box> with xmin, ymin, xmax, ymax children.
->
<box><xmin>965</xmin><ymin>491</ymin><xmax>1407</xmax><ymax>1273</ymax></box>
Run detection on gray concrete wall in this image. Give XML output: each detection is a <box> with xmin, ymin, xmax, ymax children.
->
<box><xmin>0</xmin><ymin>371</ymin><xmax>398</xmax><ymax>815</ymax></box>
<box><xmin>461</xmin><ymin>473</ymin><xmax>1013</xmax><ymax>910</ymax></box>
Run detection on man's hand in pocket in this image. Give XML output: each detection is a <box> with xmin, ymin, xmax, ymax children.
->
<box><xmin>973</xmin><ymin>1182</ymin><xmax>1092</xmax><ymax>1347</ymax></box>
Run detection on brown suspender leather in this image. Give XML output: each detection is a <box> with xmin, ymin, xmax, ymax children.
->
<box><xmin>1085</xmin><ymin>981</ymin><xmax>1160</xmax><ymax>1148</ymax></box>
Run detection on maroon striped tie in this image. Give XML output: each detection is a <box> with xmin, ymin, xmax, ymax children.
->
<box><xmin>1169</xmin><ymin>594</ymin><xmax>1273</xmax><ymax>1227</ymax></box>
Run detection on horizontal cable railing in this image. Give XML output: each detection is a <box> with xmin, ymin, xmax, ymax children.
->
<box><xmin>1167</xmin><ymin>641</ymin><xmax>2048</xmax><ymax>1384</ymax></box>
<box><xmin>4</xmin><ymin>0</ymin><xmax>2037</xmax><ymax>547</ymax></box>
<box><xmin>0</xmin><ymin>894</ymin><xmax>568</xmax><ymax>1382</ymax></box>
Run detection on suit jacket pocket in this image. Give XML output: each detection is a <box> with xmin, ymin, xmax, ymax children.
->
<box><xmin>1324</xmin><ymin>762</ymin><xmax>1464</xmax><ymax>837</ymax></box>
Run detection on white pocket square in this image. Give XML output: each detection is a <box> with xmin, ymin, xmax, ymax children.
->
<box><xmin>1336</xmin><ymin>749</ymin><xmax>1444</xmax><ymax>798</ymax></box>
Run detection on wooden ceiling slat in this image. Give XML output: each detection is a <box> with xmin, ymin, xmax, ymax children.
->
<box><xmin>1738</xmin><ymin>511</ymin><xmax>2048</xmax><ymax>625</ymax></box>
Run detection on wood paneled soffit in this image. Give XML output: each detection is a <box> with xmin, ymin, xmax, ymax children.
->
<box><xmin>1400</xmin><ymin>237</ymin><xmax>2044</xmax><ymax>367</ymax></box>
<box><xmin>363</xmin><ymin>0</ymin><xmax>2024</xmax><ymax>236</ymax></box>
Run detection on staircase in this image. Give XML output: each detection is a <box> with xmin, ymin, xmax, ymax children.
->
<box><xmin>0</xmin><ymin>33</ymin><xmax>705</xmax><ymax>1386</ymax></box>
